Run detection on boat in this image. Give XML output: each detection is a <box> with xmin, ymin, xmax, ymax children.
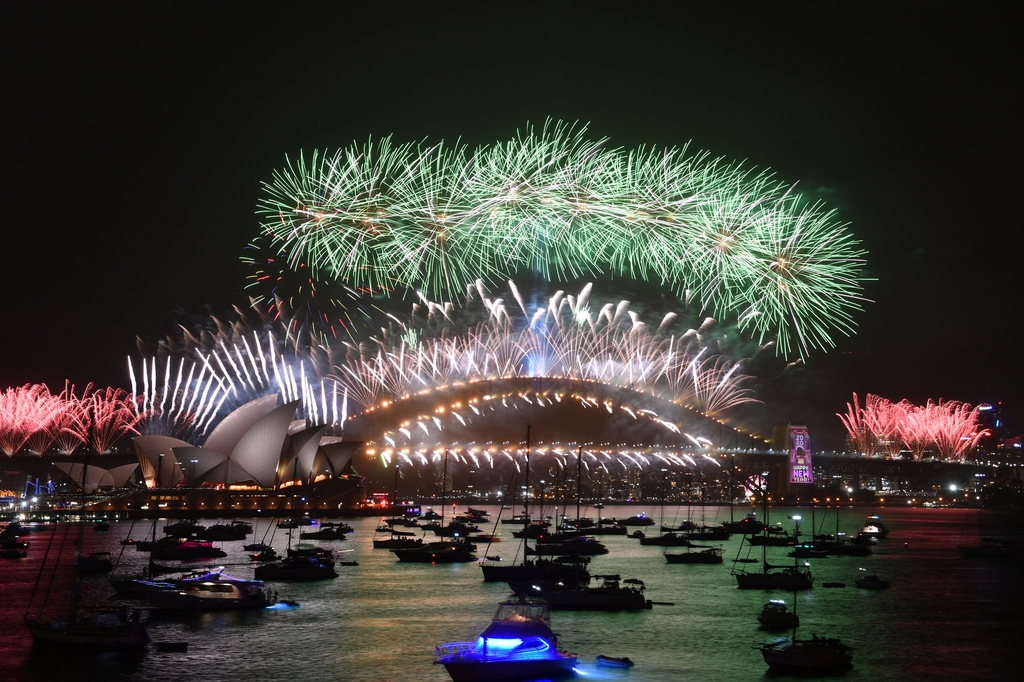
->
<box><xmin>163</xmin><ymin>520</ymin><xmax>204</xmax><ymax>538</ymax></box>
<box><xmin>93</xmin><ymin>520</ymin><xmax>111</xmax><ymax>532</ymax></box>
<box><xmin>287</xmin><ymin>543</ymin><xmax>336</xmax><ymax>563</ymax></box>
<box><xmin>526</xmin><ymin>534</ymin><xmax>608</xmax><ymax>556</ymax></box>
<box><xmin>722</xmin><ymin>512</ymin><xmax>766</xmax><ymax>535</ymax></box>
<box><xmin>434</xmin><ymin>598</ymin><xmax>578</xmax><ymax>682</ymax></box>
<box><xmin>393</xmin><ymin>540</ymin><xmax>478</xmax><ymax>563</ymax></box>
<box><xmin>733</xmin><ymin>479</ymin><xmax>813</xmax><ymax>590</ymax></box>
<box><xmin>143</xmin><ymin>570</ymin><xmax>275</xmax><ymax>610</ymax></box>
<box><xmin>858</xmin><ymin>515</ymin><xmax>889</xmax><ymax>538</ymax></box>
<box><xmin>480</xmin><ymin>556</ymin><xmax>590</xmax><ymax>586</ymax></box>
<box><xmin>151</xmin><ymin>539</ymin><xmax>227</xmax><ymax>560</ymax></box>
<box><xmin>854</xmin><ymin>573</ymin><xmax>890</xmax><ymax>590</ymax></box>
<box><xmin>373</xmin><ymin>536</ymin><xmax>423</xmax><ymax>549</ymax></box>
<box><xmin>427</xmin><ymin>520</ymin><xmax>482</xmax><ymax>537</ymax></box>
<box><xmin>376</xmin><ymin>464</ymin><xmax>420</xmax><ymax>549</ymax></box>
<box><xmin>822</xmin><ymin>582</ymin><xmax>846</xmax><ymax>588</ymax></box>
<box><xmin>394</xmin><ymin>450</ymin><xmax>476</xmax><ymax>564</ymax></box>
<box><xmin>277</xmin><ymin>516</ymin><xmax>315</xmax><ymax>529</ymax></box>
<box><xmin>248</xmin><ymin>547</ymin><xmax>280</xmax><ymax>562</ymax></box>
<box><xmin>23</xmin><ymin>461</ymin><xmax>150</xmax><ymax>648</ymax></box>
<box><xmin>2</xmin><ymin>547</ymin><xmax>28</xmax><ymax>559</ymax></box>
<box><xmin>24</xmin><ymin>607</ymin><xmax>150</xmax><ymax>648</ymax></box>
<box><xmin>156</xmin><ymin>641</ymin><xmax>189</xmax><ymax>652</ymax></box>
<box><xmin>758</xmin><ymin>634</ymin><xmax>853</xmax><ymax>670</ymax></box>
<box><xmin>617</xmin><ymin>514</ymin><xmax>656</xmax><ymax>526</ymax></box>
<box><xmin>736</xmin><ymin>561</ymin><xmax>813</xmax><ymax>590</ymax></box>
<box><xmin>255</xmin><ymin>555</ymin><xmax>339</xmax><ymax>580</ymax></box>
<box><xmin>530</xmin><ymin>574</ymin><xmax>652</xmax><ymax>611</ymax></box>
<box><xmin>195</xmin><ymin>522</ymin><xmax>249</xmax><ymax>541</ymax></box>
<box><xmin>665</xmin><ymin>546</ymin><xmax>723</xmax><ymax>564</ymax></box>
<box><xmin>758</xmin><ymin>599</ymin><xmax>799</xmax><ymax>630</ymax></box>
<box><xmin>638</xmin><ymin>531</ymin><xmax>693</xmax><ymax>547</ymax></box>
<box><xmin>466</xmin><ymin>507</ymin><xmax>491</xmax><ymax>522</ymax></box>
<box><xmin>585</xmin><ymin>520</ymin><xmax>628</xmax><ymax>535</ymax></box>
<box><xmin>789</xmin><ymin>543</ymin><xmax>829</xmax><ymax>559</ymax></box>
<box><xmin>595</xmin><ymin>655</ymin><xmax>635</xmax><ymax>668</ymax></box>
<box><xmin>78</xmin><ymin>551</ymin><xmax>114</xmax><ymax>574</ymax></box>
<box><xmin>747</xmin><ymin>526</ymin><xmax>795</xmax><ymax>546</ymax></box>
<box><xmin>482</xmin><ymin>429</ymin><xmax>591</xmax><ymax>586</ymax></box>
<box><xmin>299</xmin><ymin>526</ymin><xmax>350</xmax><ymax>540</ymax></box>
<box><xmin>497</xmin><ymin>518</ymin><xmax>532</xmax><ymax>528</ymax></box>
<box><xmin>110</xmin><ymin>564</ymin><xmax>210</xmax><ymax>596</ymax></box>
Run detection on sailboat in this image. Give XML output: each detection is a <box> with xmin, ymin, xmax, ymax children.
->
<box><xmin>24</xmin><ymin>456</ymin><xmax>149</xmax><ymax>647</ymax></box>
<box><xmin>519</xmin><ymin>447</ymin><xmax>651</xmax><ymax>611</ymax></box>
<box><xmin>758</xmin><ymin>613</ymin><xmax>852</xmax><ymax>670</ymax></box>
<box><xmin>392</xmin><ymin>449</ymin><xmax>477</xmax><ymax>563</ymax></box>
<box><xmin>664</xmin><ymin>473</ymin><xmax>724</xmax><ymax>563</ymax></box>
<box><xmin>255</xmin><ymin>457</ymin><xmax>339</xmax><ymax>580</ymax></box>
<box><xmin>374</xmin><ymin>463</ymin><xmax>421</xmax><ymax>550</ymax></box>
<box><xmin>638</xmin><ymin>470</ymin><xmax>694</xmax><ymax>547</ymax></box>
<box><xmin>480</xmin><ymin>427</ymin><xmax>588</xmax><ymax>585</ymax></box>
<box><xmin>733</xmin><ymin>476</ymin><xmax>813</xmax><ymax>590</ymax></box>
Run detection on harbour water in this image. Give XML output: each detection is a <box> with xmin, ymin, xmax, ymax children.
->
<box><xmin>1</xmin><ymin>505</ymin><xmax>1020</xmax><ymax>681</ymax></box>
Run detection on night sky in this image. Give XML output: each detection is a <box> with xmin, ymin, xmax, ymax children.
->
<box><xmin>2</xmin><ymin>5</ymin><xmax>1019</xmax><ymax>449</ymax></box>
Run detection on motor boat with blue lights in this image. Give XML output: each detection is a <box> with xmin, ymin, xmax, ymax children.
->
<box><xmin>434</xmin><ymin>598</ymin><xmax>578</xmax><ymax>682</ymax></box>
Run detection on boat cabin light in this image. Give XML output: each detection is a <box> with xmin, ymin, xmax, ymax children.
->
<box><xmin>477</xmin><ymin>637</ymin><xmax>523</xmax><ymax>650</ymax></box>
<box><xmin>769</xmin><ymin>599</ymin><xmax>786</xmax><ymax>605</ymax></box>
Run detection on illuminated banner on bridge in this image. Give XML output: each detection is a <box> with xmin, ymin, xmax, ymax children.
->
<box><xmin>789</xmin><ymin>425</ymin><xmax>813</xmax><ymax>484</ymax></box>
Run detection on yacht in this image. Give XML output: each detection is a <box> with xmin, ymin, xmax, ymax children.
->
<box><xmin>858</xmin><ymin>515</ymin><xmax>889</xmax><ymax>538</ymax></box>
<box><xmin>392</xmin><ymin>540</ymin><xmax>477</xmax><ymax>563</ymax></box>
<box><xmin>757</xmin><ymin>599</ymin><xmax>800</xmax><ymax>630</ymax></box>
<box><xmin>434</xmin><ymin>599</ymin><xmax>577</xmax><ymax>681</ymax></box>
<box><xmin>143</xmin><ymin>571</ymin><xmax>274</xmax><ymax>610</ymax></box>
<box><xmin>665</xmin><ymin>546</ymin><xmax>723</xmax><ymax>564</ymax></box>
<box><xmin>480</xmin><ymin>556</ymin><xmax>590</xmax><ymax>586</ymax></box>
<box><xmin>529</xmin><ymin>574</ymin><xmax>652</xmax><ymax>611</ymax></box>
<box><xmin>759</xmin><ymin>634</ymin><xmax>852</xmax><ymax>670</ymax></box>
<box><xmin>255</xmin><ymin>555</ymin><xmax>338</xmax><ymax>581</ymax></box>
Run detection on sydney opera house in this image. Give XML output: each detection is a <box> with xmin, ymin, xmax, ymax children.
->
<box><xmin>95</xmin><ymin>395</ymin><xmax>366</xmax><ymax>517</ymax></box>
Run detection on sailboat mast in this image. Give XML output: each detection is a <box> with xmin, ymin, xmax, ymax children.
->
<box><xmin>576</xmin><ymin>445</ymin><xmax>583</xmax><ymax>537</ymax></box>
<box><xmin>523</xmin><ymin>425</ymin><xmax>531</xmax><ymax>521</ymax></box>
<box><xmin>440</xmin><ymin>449</ymin><xmax>449</xmax><ymax>529</ymax></box>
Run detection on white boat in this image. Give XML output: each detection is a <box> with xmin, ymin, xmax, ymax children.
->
<box><xmin>143</xmin><ymin>570</ymin><xmax>275</xmax><ymax>610</ymax></box>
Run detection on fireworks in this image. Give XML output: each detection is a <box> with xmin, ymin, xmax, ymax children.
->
<box><xmin>131</xmin><ymin>322</ymin><xmax>347</xmax><ymax>442</ymax></box>
<box><xmin>253</xmin><ymin>120</ymin><xmax>869</xmax><ymax>358</ymax></box>
<box><xmin>837</xmin><ymin>393</ymin><xmax>989</xmax><ymax>461</ymax></box>
<box><xmin>331</xmin><ymin>282</ymin><xmax>759</xmax><ymax>419</ymax></box>
<box><xmin>0</xmin><ymin>383</ymin><xmax>143</xmax><ymax>456</ymax></box>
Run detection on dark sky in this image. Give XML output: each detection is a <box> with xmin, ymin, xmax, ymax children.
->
<box><xmin>2</xmin><ymin>4</ymin><xmax>1019</xmax><ymax>449</ymax></box>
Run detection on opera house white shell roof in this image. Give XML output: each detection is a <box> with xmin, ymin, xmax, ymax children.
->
<box><xmin>133</xmin><ymin>397</ymin><xmax>359</xmax><ymax>489</ymax></box>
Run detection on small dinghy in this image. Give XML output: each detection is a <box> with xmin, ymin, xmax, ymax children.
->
<box><xmin>596</xmin><ymin>655</ymin><xmax>635</xmax><ymax>668</ymax></box>
<box><xmin>157</xmin><ymin>642</ymin><xmax>189</xmax><ymax>653</ymax></box>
